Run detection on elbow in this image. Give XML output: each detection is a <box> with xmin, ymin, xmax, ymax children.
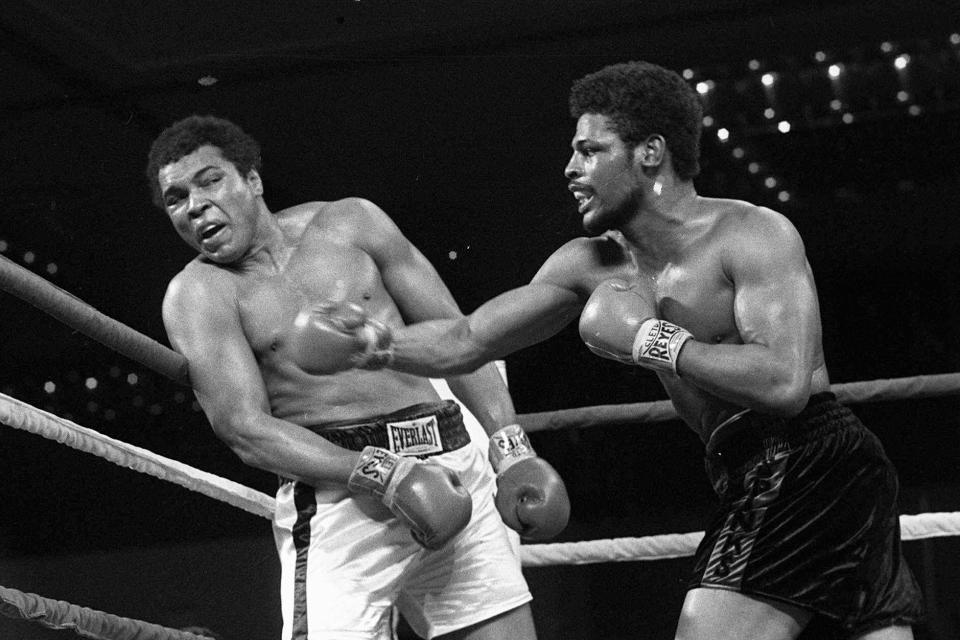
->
<box><xmin>231</xmin><ymin>439</ymin><xmax>267</xmax><ymax>469</ymax></box>
<box><xmin>210</xmin><ymin>414</ymin><xmax>271</xmax><ymax>470</ymax></box>
<box><xmin>761</xmin><ymin>371</ymin><xmax>811</xmax><ymax>417</ymax></box>
<box><xmin>437</xmin><ymin>352</ymin><xmax>487</xmax><ymax>376</ymax></box>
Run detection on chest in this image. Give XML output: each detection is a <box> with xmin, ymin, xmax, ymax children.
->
<box><xmin>640</xmin><ymin>253</ymin><xmax>737</xmax><ymax>344</ymax></box>
<box><xmin>234</xmin><ymin>239</ymin><xmax>383</xmax><ymax>356</ymax></box>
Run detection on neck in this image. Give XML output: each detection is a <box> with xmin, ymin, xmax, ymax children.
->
<box><xmin>241</xmin><ymin>204</ymin><xmax>292</xmax><ymax>272</ymax></box>
<box><xmin>619</xmin><ymin>177</ymin><xmax>700</xmax><ymax>261</ymax></box>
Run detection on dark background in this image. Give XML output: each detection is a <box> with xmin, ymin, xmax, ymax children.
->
<box><xmin>1</xmin><ymin>1</ymin><xmax>959</xmax><ymax>638</ymax></box>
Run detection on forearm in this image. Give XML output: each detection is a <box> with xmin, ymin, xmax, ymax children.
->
<box><xmin>444</xmin><ymin>361</ymin><xmax>517</xmax><ymax>436</ymax></box>
<box><xmin>390</xmin><ymin>317</ymin><xmax>498</xmax><ymax>376</ymax></box>
<box><xmin>212</xmin><ymin>410</ymin><xmax>360</xmax><ymax>486</ymax></box>
<box><xmin>676</xmin><ymin>341</ymin><xmax>810</xmax><ymax>416</ymax></box>
<box><xmin>391</xmin><ymin>285</ymin><xmax>582</xmax><ymax>376</ymax></box>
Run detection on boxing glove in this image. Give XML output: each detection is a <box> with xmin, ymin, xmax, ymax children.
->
<box><xmin>348</xmin><ymin>446</ymin><xmax>472</xmax><ymax>549</ymax></box>
<box><xmin>287</xmin><ymin>301</ymin><xmax>393</xmax><ymax>374</ymax></box>
<box><xmin>489</xmin><ymin>424</ymin><xmax>570</xmax><ymax>541</ymax></box>
<box><xmin>579</xmin><ymin>278</ymin><xmax>693</xmax><ymax>375</ymax></box>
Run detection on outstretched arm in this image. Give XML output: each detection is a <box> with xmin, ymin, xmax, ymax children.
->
<box><xmin>388</xmin><ymin>281</ymin><xmax>585</xmax><ymax>376</ymax></box>
<box><xmin>347</xmin><ymin>198</ymin><xmax>581</xmax><ymax>424</ymax></box>
<box><xmin>356</xmin><ymin>199</ymin><xmax>574</xmax><ymax>540</ymax></box>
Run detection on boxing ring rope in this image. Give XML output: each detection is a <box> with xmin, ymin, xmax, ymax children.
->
<box><xmin>3</xmin><ymin>255</ymin><xmax>960</xmax><ymax>635</ymax></box>
<box><xmin>0</xmin><ymin>392</ymin><xmax>275</xmax><ymax>520</ymax></box>
<box><xmin>0</xmin><ymin>585</ymin><xmax>213</xmax><ymax>640</ymax></box>
<box><xmin>0</xmin><ymin>256</ymin><xmax>190</xmax><ymax>386</ymax></box>
<box><xmin>519</xmin><ymin>373</ymin><xmax>960</xmax><ymax>432</ymax></box>
<box><xmin>5</xmin><ymin>252</ymin><xmax>960</xmax><ymax>429</ymax></box>
<box><xmin>3</xmin><ymin>386</ymin><xmax>960</xmax><ymax>568</ymax></box>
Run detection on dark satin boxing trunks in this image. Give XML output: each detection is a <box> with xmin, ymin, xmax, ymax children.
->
<box><xmin>689</xmin><ymin>393</ymin><xmax>923</xmax><ymax>636</ymax></box>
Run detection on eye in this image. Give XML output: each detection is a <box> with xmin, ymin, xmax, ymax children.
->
<box><xmin>578</xmin><ymin>145</ymin><xmax>598</xmax><ymax>158</ymax></box>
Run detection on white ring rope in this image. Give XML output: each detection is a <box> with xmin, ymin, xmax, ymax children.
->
<box><xmin>0</xmin><ymin>584</ymin><xmax>213</xmax><ymax>639</ymax></box>
<box><xmin>524</xmin><ymin>532</ymin><xmax>707</xmax><ymax>566</ymax></box>
<box><xmin>1</xmin><ymin>380</ymin><xmax>958</xmax><ymax>638</ymax></box>
<box><xmin>1</xmin><ymin>390</ymin><xmax>958</xmax><ymax>640</ymax></box>
<box><xmin>521</xmin><ymin>512</ymin><xmax>960</xmax><ymax>567</ymax></box>
<box><xmin>0</xmin><ymin>392</ymin><xmax>276</xmax><ymax>520</ymax></box>
<box><xmin>2</xmin><ymin>384</ymin><xmax>959</xmax><ymax>570</ymax></box>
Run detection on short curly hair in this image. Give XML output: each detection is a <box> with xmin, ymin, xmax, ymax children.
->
<box><xmin>145</xmin><ymin>115</ymin><xmax>262</xmax><ymax>209</ymax></box>
<box><xmin>569</xmin><ymin>61</ymin><xmax>702</xmax><ymax>180</ymax></box>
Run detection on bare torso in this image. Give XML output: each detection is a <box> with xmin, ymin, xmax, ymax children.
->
<box><xmin>184</xmin><ymin>202</ymin><xmax>439</xmax><ymax>426</ymax></box>
<box><xmin>555</xmin><ymin>197</ymin><xmax>830</xmax><ymax>443</ymax></box>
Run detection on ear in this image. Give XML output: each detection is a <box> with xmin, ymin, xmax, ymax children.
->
<box><xmin>246</xmin><ymin>168</ymin><xmax>264</xmax><ymax>196</ymax></box>
<box><xmin>633</xmin><ymin>135</ymin><xmax>665</xmax><ymax>167</ymax></box>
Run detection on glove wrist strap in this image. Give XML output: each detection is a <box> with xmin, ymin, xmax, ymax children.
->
<box><xmin>632</xmin><ymin>318</ymin><xmax>693</xmax><ymax>375</ymax></box>
<box><xmin>489</xmin><ymin>424</ymin><xmax>536</xmax><ymax>475</ymax></box>
<box><xmin>348</xmin><ymin>446</ymin><xmax>412</xmax><ymax>505</ymax></box>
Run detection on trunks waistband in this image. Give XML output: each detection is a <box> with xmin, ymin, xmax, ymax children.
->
<box><xmin>705</xmin><ymin>392</ymin><xmax>856</xmax><ymax>471</ymax></box>
<box><xmin>278</xmin><ymin>401</ymin><xmax>471</xmax><ymax>486</ymax></box>
<box><xmin>308</xmin><ymin>399</ymin><xmax>470</xmax><ymax>457</ymax></box>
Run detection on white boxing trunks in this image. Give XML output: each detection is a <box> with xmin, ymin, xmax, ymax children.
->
<box><xmin>273</xmin><ymin>400</ymin><xmax>532</xmax><ymax>640</ymax></box>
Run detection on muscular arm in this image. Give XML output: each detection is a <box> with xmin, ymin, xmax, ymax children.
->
<box><xmin>355</xmin><ymin>199</ymin><xmax>582</xmax><ymax>433</ymax></box>
<box><xmin>162</xmin><ymin>270</ymin><xmax>359</xmax><ymax>485</ymax></box>
<box><xmin>676</xmin><ymin>211</ymin><xmax>822</xmax><ymax>416</ymax></box>
<box><xmin>378</xmin><ymin>234</ymin><xmax>590</xmax><ymax>379</ymax></box>
<box><xmin>388</xmin><ymin>282</ymin><xmax>584</xmax><ymax>376</ymax></box>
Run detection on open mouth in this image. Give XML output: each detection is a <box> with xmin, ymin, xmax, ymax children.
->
<box><xmin>573</xmin><ymin>190</ymin><xmax>594</xmax><ymax>213</ymax></box>
<box><xmin>199</xmin><ymin>224</ymin><xmax>225</xmax><ymax>243</ymax></box>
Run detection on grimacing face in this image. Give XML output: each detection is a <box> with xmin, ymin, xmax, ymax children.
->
<box><xmin>564</xmin><ymin>113</ymin><xmax>642</xmax><ymax>235</ymax></box>
<box><xmin>158</xmin><ymin>145</ymin><xmax>264</xmax><ymax>264</ymax></box>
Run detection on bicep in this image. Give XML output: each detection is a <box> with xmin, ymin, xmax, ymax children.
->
<box><xmin>465</xmin><ymin>282</ymin><xmax>584</xmax><ymax>357</ymax></box>
<box><xmin>162</xmin><ymin>280</ymin><xmax>269</xmax><ymax>431</ymax></box>
<box><xmin>352</xmin><ymin>200</ymin><xmax>463</xmax><ymax>322</ymax></box>
<box><xmin>380</xmin><ymin>242</ymin><xmax>463</xmax><ymax>323</ymax></box>
<box><xmin>731</xmin><ymin>223</ymin><xmax>820</xmax><ymax>365</ymax></box>
<box><xmin>463</xmin><ymin>240</ymin><xmax>593</xmax><ymax>355</ymax></box>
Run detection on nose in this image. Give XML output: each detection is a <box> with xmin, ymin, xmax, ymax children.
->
<box><xmin>186</xmin><ymin>191</ymin><xmax>208</xmax><ymax>219</ymax></box>
<box><xmin>564</xmin><ymin>153</ymin><xmax>581</xmax><ymax>180</ymax></box>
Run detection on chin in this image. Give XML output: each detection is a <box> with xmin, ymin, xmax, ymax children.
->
<box><xmin>581</xmin><ymin>212</ymin><xmax>609</xmax><ymax>236</ymax></box>
<box><xmin>583</xmin><ymin>204</ymin><xmax>629</xmax><ymax>235</ymax></box>
<box><xmin>203</xmin><ymin>247</ymin><xmax>235</xmax><ymax>264</ymax></box>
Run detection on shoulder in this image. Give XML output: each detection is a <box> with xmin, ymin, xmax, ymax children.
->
<box><xmin>553</xmin><ymin>232</ymin><xmax>630</xmax><ymax>264</ymax></box>
<box><xmin>710</xmin><ymin>198</ymin><xmax>807</xmax><ymax>271</ymax></box>
<box><xmin>279</xmin><ymin>198</ymin><xmax>397</xmax><ymax>241</ymax></box>
<box><xmin>163</xmin><ymin>259</ymin><xmax>236</xmax><ymax>316</ymax></box>
<box><xmin>710</xmin><ymin>198</ymin><xmax>804</xmax><ymax>249</ymax></box>
<box><xmin>279</xmin><ymin>197</ymin><xmax>388</xmax><ymax>227</ymax></box>
<box><xmin>533</xmin><ymin>232</ymin><xmax>631</xmax><ymax>295</ymax></box>
<box><xmin>713</xmin><ymin>198</ymin><xmax>800</xmax><ymax>238</ymax></box>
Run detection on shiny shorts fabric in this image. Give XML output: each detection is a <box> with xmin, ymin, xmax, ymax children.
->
<box><xmin>690</xmin><ymin>394</ymin><xmax>923</xmax><ymax>636</ymax></box>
